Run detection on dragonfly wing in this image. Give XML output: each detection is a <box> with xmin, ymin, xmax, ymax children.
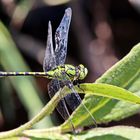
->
<box><xmin>59</xmin><ymin>71</ymin><xmax>82</xmax><ymax>112</ymax></box>
<box><xmin>43</xmin><ymin>21</ymin><xmax>56</xmax><ymax>71</ymax></box>
<box><xmin>54</xmin><ymin>80</ymin><xmax>81</xmax><ymax>112</ymax></box>
<box><xmin>64</xmin><ymin>93</ymin><xmax>81</xmax><ymax>111</ymax></box>
<box><xmin>63</xmin><ymin>77</ymin><xmax>97</xmax><ymax>126</ymax></box>
<box><xmin>48</xmin><ymin>79</ymin><xmax>70</xmax><ymax>120</ymax></box>
<box><xmin>46</xmin><ymin>8</ymin><xmax>76</xmax><ymax>121</ymax></box>
<box><xmin>54</xmin><ymin>8</ymin><xmax>72</xmax><ymax>66</ymax></box>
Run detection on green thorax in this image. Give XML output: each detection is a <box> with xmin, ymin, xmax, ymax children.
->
<box><xmin>46</xmin><ymin>64</ymin><xmax>88</xmax><ymax>81</ymax></box>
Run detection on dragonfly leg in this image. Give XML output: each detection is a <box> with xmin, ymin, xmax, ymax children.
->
<box><xmin>63</xmin><ymin>74</ymin><xmax>98</xmax><ymax>128</ymax></box>
<box><xmin>51</xmin><ymin>74</ymin><xmax>76</xmax><ymax>133</ymax></box>
<box><xmin>61</xmin><ymin>97</ymin><xmax>76</xmax><ymax>133</ymax></box>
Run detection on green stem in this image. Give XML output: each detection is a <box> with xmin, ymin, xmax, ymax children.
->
<box><xmin>0</xmin><ymin>88</ymin><xmax>64</xmax><ymax>139</ymax></box>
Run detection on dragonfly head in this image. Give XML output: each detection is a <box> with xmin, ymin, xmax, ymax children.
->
<box><xmin>78</xmin><ymin>64</ymin><xmax>88</xmax><ymax>80</ymax></box>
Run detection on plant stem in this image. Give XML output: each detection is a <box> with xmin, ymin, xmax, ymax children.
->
<box><xmin>0</xmin><ymin>88</ymin><xmax>63</xmax><ymax>139</ymax></box>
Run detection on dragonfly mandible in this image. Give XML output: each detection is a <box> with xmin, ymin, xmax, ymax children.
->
<box><xmin>0</xmin><ymin>8</ymin><xmax>97</xmax><ymax>130</ymax></box>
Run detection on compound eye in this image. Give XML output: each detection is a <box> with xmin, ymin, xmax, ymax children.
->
<box><xmin>78</xmin><ymin>64</ymin><xmax>84</xmax><ymax>70</ymax></box>
<box><xmin>79</xmin><ymin>64</ymin><xmax>84</xmax><ymax>68</ymax></box>
<box><xmin>78</xmin><ymin>64</ymin><xmax>88</xmax><ymax>80</ymax></box>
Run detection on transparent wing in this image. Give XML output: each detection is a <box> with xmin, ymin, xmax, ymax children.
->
<box><xmin>48</xmin><ymin>79</ymin><xmax>70</xmax><ymax>120</ymax></box>
<box><xmin>60</xmin><ymin>72</ymin><xmax>97</xmax><ymax>127</ymax></box>
<box><xmin>60</xmin><ymin>72</ymin><xmax>82</xmax><ymax>112</ymax></box>
<box><xmin>64</xmin><ymin>93</ymin><xmax>81</xmax><ymax>111</ymax></box>
<box><xmin>46</xmin><ymin>8</ymin><xmax>76</xmax><ymax>123</ymax></box>
<box><xmin>66</xmin><ymin>84</ymin><xmax>97</xmax><ymax>127</ymax></box>
<box><xmin>46</xmin><ymin>8</ymin><xmax>72</xmax><ymax>120</ymax></box>
<box><xmin>55</xmin><ymin>8</ymin><xmax>72</xmax><ymax>66</ymax></box>
<box><xmin>43</xmin><ymin>8</ymin><xmax>72</xmax><ymax>71</ymax></box>
<box><xmin>43</xmin><ymin>21</ymin><xmax>56</xmax><ymax>72</ymax></box>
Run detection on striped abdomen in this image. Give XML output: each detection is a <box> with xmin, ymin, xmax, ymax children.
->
<box><xmin>0</xmin><ymin>71</ymin><xmax>52</xmax><ymax>79</ymax></box>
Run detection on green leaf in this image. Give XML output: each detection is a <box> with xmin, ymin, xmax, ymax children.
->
<box><xmin>0</xmin><ymin>22</ymin><xmax>53</xmax><ymax>128</ymax></box>
<box><xmin>95</xmin><ymin>43</ymin><xmax>140</xmax><ymax>123</ymax></box>
<box><xmin>43</xmin><ymin>0</ymin><xmax>70</xmax><ymax>6</ymax></box>
<box><xmin>61</xmin><ymin>43</ymin><xmax>140</xmax><ymax>130</ymax></box>
<box><xmin>0</xmin><ymin>137</ymin><xmax>19</xmax><ymax>140</ymax></box>
<box><xmin>61</xmin><ymin>83</ymin><xmax>140</xmax><ymax>131</ymax></box>
<box><xmin>75</xmin><ymin>126</ymin><xmax>140</xmax><ymax>140</ymax></box>
<box><xmin>9</xmin><ymin>126</ymin><xmax>140</xmax><ymax>140</ymax></box>
<box><xmin>0</xmin><ymin>79</ymin><xmax>16</xmax><ymax>123</ymax></box>
<box><xmin>1</xmin><ymin>83</ymin><xmax>137</xmax><ymax>138</ymax></box>
<box><xmin>77</xmin><ymin>83</ymin><xmax>140</xmax><ymax>104</ymax></box>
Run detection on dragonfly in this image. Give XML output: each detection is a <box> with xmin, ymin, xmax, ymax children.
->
<box><xmin>0</xmin><ymin>8</ymin><xmax>96</xmax><ymax>130</ymax></box>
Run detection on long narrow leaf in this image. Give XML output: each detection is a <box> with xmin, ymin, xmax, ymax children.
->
<box><xmin>61</xmin><ymin>83</ymin><xmax>140</xmax><ymax>130</ymax></box>
<box><xmin>0</xmin><ymin>22</ymin><xmax>53</xmax><ymax>128</ymax></box>
<box><xmin>62</xmin><ymin>43</ymin><xmax>140</xmax><ymax>129</ymax></box>
<box><xmin>16</xmin><ymin>126</ymin><xmax>140</xmax><ymax>140</ymax></box>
